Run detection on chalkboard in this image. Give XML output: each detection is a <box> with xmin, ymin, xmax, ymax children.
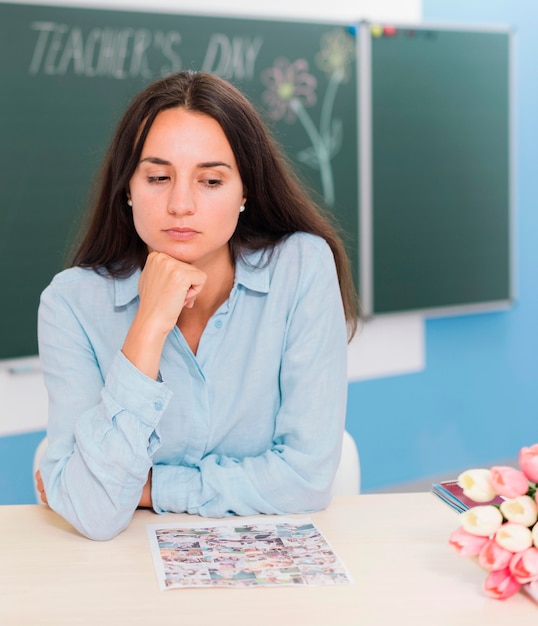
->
<box><xmin>0</xmin><ymin>3</ymin><xmax>359</xmax><ymax>358</ymax></box>
<box><xmin>366</xmin><ymin>23</ymin><xmax>513</xmax><ymax>315</ymax></box>
<box><xmin>0</xmin><ymin>7</ymin><xmax>515</xmax><ymax>359</ymax></box>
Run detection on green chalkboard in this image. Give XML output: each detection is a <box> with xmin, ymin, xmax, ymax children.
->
<box><xmin>368</xmin><ymin>24</ymin><xmax>512</xmax><ymax>315</ymax></box>
<box><xmin>0</xmin><ymin>8</ymin><xmax>515</xmax><ymax>358</ymax></box>
<box><xmin>0</xmin><ymin>3</ymin><xmax>359</xmax><ymax>358</ymax></box>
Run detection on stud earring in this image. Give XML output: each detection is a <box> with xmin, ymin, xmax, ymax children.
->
<box><xmin>239</xmin><ymin>204</ymin><xmax>245</xmax><ymax>213</ymax></box>
<box><xmin>127</xmin><ymin>198</ymin><xmax>133</xmax><ymax>207</ymax></box>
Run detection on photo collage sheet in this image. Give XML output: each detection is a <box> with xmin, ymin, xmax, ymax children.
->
<box><xmin>147</xmin><ymin>516</ymin><xmax>353</xmax><ymax>590</ymax></box>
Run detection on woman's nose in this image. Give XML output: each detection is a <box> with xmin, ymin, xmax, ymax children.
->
<box><xmin>168</xmin><ymin>182</ymin><xmax>195</xmax><ymax>215</ymax></box>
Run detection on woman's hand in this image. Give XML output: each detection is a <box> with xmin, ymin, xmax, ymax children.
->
<box><xmin>35</xmin><ymin>469</ymin><xmax>48</xmax><ymax>505</ymax></box>
<box><xmin>138</xmin><ymin>469</ymin><xmax>153</xmax><ymax>509</ymax></box>
<box><xmin>137</xmin><ymin>251</ymin><xmax>207</xmax><ymax>332</ymax></box>
<box><xmin>122</xmin><ymin>252</ymin><xmax>207</xmax><ymax>378</ymax></box>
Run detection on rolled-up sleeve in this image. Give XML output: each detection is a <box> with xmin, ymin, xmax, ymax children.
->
<box><xmin>39</xmin><ymin>277</ymin><xmax>171</xmax><ymax>540</ymax></box>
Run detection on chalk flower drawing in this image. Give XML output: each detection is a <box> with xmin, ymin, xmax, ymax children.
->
<box><xmin>315</xmin><ymin>29</ymin><xmax>355</xmax><ymax>83</ymax></box>
<box><xmin>261</xmin><ymin>29</ymin><xmax>354</xmax><ymax>206</ymax></box>
<box><xmin>261</xmin><ymin>58</ymin><xmax>317</xmax><ymax>123</ymax></box>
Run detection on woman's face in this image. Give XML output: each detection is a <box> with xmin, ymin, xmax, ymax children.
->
<box><xmin>128</xmin><ymin>107</ymin><xmax>246</xmax><ymax>270</ymax></box>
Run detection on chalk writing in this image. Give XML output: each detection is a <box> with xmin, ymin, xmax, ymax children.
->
<box><xmin>202</xmin><ymin>34</ymin><xmax>263</xmax><ymax>80</ymax></box>
<box><xmin>29</xmin><ymin>21</ymin><xmax>181</xmax><ymax>78</ymax></box>
<box><xmin>28</xmin><ymin>22</ymin><xmax>263</xmax><ymax>81</ymax></box>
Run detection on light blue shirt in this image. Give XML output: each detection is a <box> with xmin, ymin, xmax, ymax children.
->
<box><xmin>38</xmin><ymin>232</ymin><xmax>348</xmax><ymax>540</ymax></box>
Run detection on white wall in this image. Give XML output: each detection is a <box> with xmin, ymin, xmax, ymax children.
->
<box><xmin>0</xmin><ymin>0</ymin><xmax>424</xmax><ymax>437</ymax></box>
<box><xmin>0</xmin><ymin>357</ymin><xmax>48</xmax><ymax>436</ymax></box>
<box><xmin>4</xmin><ymin>0</ymin><xmax>421</xmax><ymax>21</ymax></box>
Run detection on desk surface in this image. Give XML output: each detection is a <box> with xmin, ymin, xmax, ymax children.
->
<box><xmin>0</xmin><ymin>493</ymin><xmax>535</xmax><ymax>625</ymax></box>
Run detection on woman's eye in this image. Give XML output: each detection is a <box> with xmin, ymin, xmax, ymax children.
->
<box><xmin>147</xmin><ymin>175</ymin><xmax>169</xmax><ymax>183</ymax></box>
<box><xmin>203</xmin><ymin>179</ymin><xmax>223</xmax><ymax>187</ymax></box>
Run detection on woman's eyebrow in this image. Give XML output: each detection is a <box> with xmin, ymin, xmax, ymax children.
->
<box><xmin>139</xmin><ymin>156</ymin><xmax>172</xmax><ymax>166</ymax></box>
<box><xmin>198</xmin><ymin>161</ymin><xmax>232</xmax><ymax>170</ymax></box>
<box><xmin>139</xmin><ymin>157</ymin><xmax>232</xmax><ymax>170</ymax></box>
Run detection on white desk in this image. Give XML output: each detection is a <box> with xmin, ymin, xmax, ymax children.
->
<box><xmin>0</xmin><ymin>493</ymin><xmax>535</xmax><ymax>624</ymax></box>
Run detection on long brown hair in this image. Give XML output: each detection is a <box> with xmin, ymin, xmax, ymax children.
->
<box><xmin>71</xmin><ymin>71</ymin><xmax>359</xmax><ymax>338</ymax></box>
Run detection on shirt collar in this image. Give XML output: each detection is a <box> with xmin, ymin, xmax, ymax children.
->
<box><xmin>235</xmin><ymin>249</ymin><xmax>271</xmax><ymax>294</ymax></box>
<box><xmin>114</xmin><ymin>270</ymin><xmax>141</xmax><ymax>307</ymax></box>
<box><xmin>113</xmin><ymin>248</ymin><xmax>272</xmax><ymax>307</ymax></box>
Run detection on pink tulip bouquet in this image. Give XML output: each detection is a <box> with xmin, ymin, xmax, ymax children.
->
<box><xmin>449</xmin><ymin>444</ymin><xmax>538</xmax><ymax>601</ymax></box>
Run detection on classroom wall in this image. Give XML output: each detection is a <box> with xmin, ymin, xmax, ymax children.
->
<box><xmin>3</xmin><ymin>0</ymin><xmax>536</xmax><ymax>503</ymax></box>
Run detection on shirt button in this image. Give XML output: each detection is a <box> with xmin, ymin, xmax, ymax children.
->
<box><xmin>214</xmin><ymin>319</ymin><xmax>223</xmax><ymax>328</ymax></box>
<box><xmin>154</xmin><ymin>399</ymin><xmax>164</xmax><ymax>411</ymax></box>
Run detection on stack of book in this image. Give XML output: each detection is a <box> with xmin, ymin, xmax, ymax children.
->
<box><xmin>432</xmin><ymin>479</ymin><xmax>503</xmax><ymax>513</ymax></box>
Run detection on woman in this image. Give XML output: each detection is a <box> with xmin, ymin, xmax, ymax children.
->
<box><xmin>36</xmin><ymin>71</ymin><xmax>358</xmax><ymax>540</ymax></box>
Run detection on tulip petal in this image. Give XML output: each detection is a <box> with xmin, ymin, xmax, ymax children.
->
<box><xmin>490</xmin><ymin>466</ymin><xmax>530</xmax><ymax>499</ymax></box>
<box><xmin>510</xmin><ymin>547</ymin><xmax>538</xmax><ymax>584</ymax></box>
<box><xmin>458</xmin><ymin>469</ymin><xmax>496</xmax><ymax>503</ymax></box>
<box><xmin>500</xmin><ymin>496</ymin><xmax>538</xmax><ymax>527</ymax></box>
<box><xmin>495</xmin><ymin>522</ymin><xmax>533</xmax><ymax>553</ymax></box>
<box><xmin>460</xmin><ymin>505</ymin><xmax>503</xmax><ymax>537</ymax></box>
<box><xmin>478</xmin><ymin>538</ymin><xmax>513</xmax><ymax>572</ymax></box>
<box><xmin>519</xmin><ymin>444</ymin><xmax>538</xmax><ymax>483</ymax></box>
<box><xmin>449</xmin><ymin>527</ymin><xmax>489</xmax><ymax>557</ymax></box>
<box><xmin>483</xmin><ymin>567</ymin><xmax>522</xmax><ymax>600</ymax></box>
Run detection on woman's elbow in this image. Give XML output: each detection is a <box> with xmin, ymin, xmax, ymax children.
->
<box><xmin>48</xmin><ymin>498</ymin><xmax>135</xmax><ymax>541</ymax></box>
<box><xmin>73</xmin><ymin>515</ymin><xmax>132</xmax><ymax>541</ymax></box>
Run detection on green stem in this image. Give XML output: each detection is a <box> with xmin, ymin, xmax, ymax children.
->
<box><xmin>290</xmin><ymin>98</ymin><xmax>335</xmax><ymax>205</ymax></box>
<box><xmin>320</xmin><ymin>69</ymin><xmax>343</xmax><ymax>141</ymax></box>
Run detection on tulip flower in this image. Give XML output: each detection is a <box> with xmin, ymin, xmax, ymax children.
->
<box><xmin>500</xmin><ymin>496</ymin><xmax>538</xmax><ymax>528</ymax></box>
<box><xmin>519</xmin><ymin>444</ymin><xmax>538</xmax><ymax>483</ymax></box>
<box><xmin>478</xmin><ymin>538</ymin><xmax>514</xmax><ymax>571</ymax></box>
<box><xmin>509</xmin><ymin>547</ymin><xmax>538</xmax><ymax>584</ymax></box>
<box><xmin>460</xmin><ymin>505</ymin><xmax>503</xmax><ymax>537</ymax></box>
<box><xmin>490</xmin><ymin>466</ymin><xmax>530</xmax><ymax>499</ymax></box>
<box><xmin>458</xmin><ymin>469</ymin><xmax>496</xmax><ymax>502</ymax></box>
<box><xmin>483</xmin><ymin>567</ymin><xmax>522</xmax><ymax>600</ymax></box>
<box><xmin>448</xmin><ymin>445</ymin><xmax>538</xmax><ymax>602</ymax></box>
<box><xmin>495</xmin><ymin>522</ymin><xmax>533</xmax><ymax>553</ymax></box>
<box><xmin>449</xmin><ymin>527</ymin><xmax>489</xmax><ymax>557</ymax></box>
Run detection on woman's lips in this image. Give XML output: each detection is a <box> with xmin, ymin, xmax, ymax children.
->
<box><xmin>164</xmin><ymin>228</ymin><xmax>199</xmax><ymax>241</ymax></box>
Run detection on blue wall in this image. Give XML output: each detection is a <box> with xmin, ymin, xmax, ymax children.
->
<box><xmin>348</xmin><ymin>0</ymin><xmax>538</xmax><ymax>491</ymax></box>
<box><xmin>1</xmin><ymin>430</ymin><xmax>45</xmax><ymax>504</ymax></box>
